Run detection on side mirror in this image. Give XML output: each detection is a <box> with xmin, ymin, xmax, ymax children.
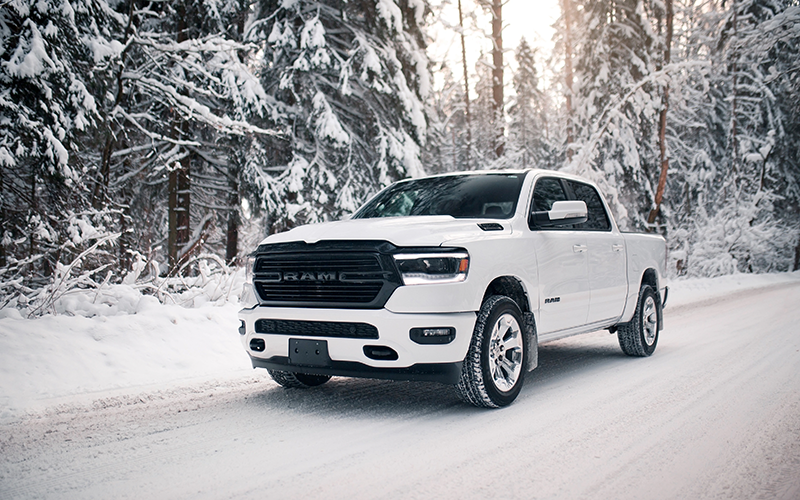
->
<box><xmin>530</xmin><ymin>200</ymin><xmax>588</xmax><ymax>227</ymax></box>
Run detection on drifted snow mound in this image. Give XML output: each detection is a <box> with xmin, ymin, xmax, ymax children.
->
<box><xmin>0</xmin><ymin>267</ymin><xmax>251</xmax><ymax>419</ymax></box>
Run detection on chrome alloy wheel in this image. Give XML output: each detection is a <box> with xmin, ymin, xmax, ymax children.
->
<box><xmin>488</xmin><ymin>313</ymin><xmax>524</xmax><ymax>392</ymax></box>
<box><xmin>642</xmin><ymin>295</ymin><xmax>658</xmax><ymax>346</ymax></box>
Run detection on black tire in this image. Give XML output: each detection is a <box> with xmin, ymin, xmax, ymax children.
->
<box><xmin>617</xmin><ymin>284</ymin><xmax>660</xmax><ymax>357</ymax></box>
<box><xmin>268</xmin><ymin>370</ymin><xmax>331</xmax><ymax>388</ymax></box>
<box><xmin>456</xmin><ymin>296</ymin><xmax>527</xmax><ymax>408</ymax></box>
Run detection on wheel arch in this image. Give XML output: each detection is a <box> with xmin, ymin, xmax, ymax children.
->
<box><xmin>639</xmin><ymin>268</ymin><xmax>663</xmax><ymax>331</ymax></box>
<box><xmin>619</xmin><ymin>267</ymin><xmax>664</xmax><ymax>328</ymax></box>
<box><xmin>480</xmin><ymin>276</ymin><xmax>538</xmax><ymax>372</ymax></box>
<box><xmin>640</xmin><ymin>267</ymin><xmax>659</xmax><ymax>292</ymax></box>
<box><xmin>481</xmin><ymin>275</ymin><xmax>532</xmax><ymax>313</ymax></box>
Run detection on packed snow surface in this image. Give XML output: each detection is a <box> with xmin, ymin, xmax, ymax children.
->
<box><xmin>1</xmin><ymin>271</ymin><xmax>799</xmax><ymax>499</ymax></box>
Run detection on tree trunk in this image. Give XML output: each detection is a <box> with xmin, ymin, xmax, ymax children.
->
<box><xmin>458</xmin><ymin>0</ymin><xmax>472</xmax><ymax>169</ymax></box>
<box><xmin>168</xmin><ymin>6</ymin><xmax>192</xmax><ymax>272</ymax></box>
<box><xmin>452</xmin><ymin>127</ymin><xmax>457</xmax><ymax>171</ymax></box>
<box><xmin>93</xmin><ymin>0</ymin><xmax>137</xmax><ymax>210</ymax></box>
<box><xmin>730</xmin><ymin>0</ymin><xmax>739</xmax><ymax>188</ymax></box>
<box><xmin>648</xmin><ymin>0</ymin><xmax>673</xmax><ymax>227</ymax></box>
<box><xmin>225</xmin><ymin>174</ymin><xmax>240</xmax><ymax>266</ymax></box>
<box><xmin>490</xmin><ymin>0</ymin><xmax>504</xmax><ymax>158</ymax></box>
<box><xmin>0</xmin><ymin>164</ymin><xmax>5</xmax><ymax>268</ymax></box>
<box><xmin>561</xmin><ymin>0</ymin><xmax>575</xmax><ymax>162</ymax></box>
<box><xmin>223</xmin><ymin>6</ymin><xmax>249</xmax><ymax>266</ymax></box>
<box><xmin>794</xmin><ymin>235</ymin><xmax>800</xmax><ymax>272</ymax></box>
<box><xmin>29</xmin><ymin>167</ymin><xmax>36</xmax><ymax>262</ymax></box>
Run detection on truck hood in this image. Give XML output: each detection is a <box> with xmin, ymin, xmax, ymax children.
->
<box><xmin>258</xmin><ymin>216</ymin><xmax>512</xmax><ymax>248</ymax></box>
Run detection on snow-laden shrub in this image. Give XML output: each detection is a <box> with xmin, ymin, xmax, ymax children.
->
<box><xmin>1</xmin><ymin>248</ymin><xmax>245</xmax><ymax>318</ymax></box>
<box><xmin>668</xmin><ymin>198</ymin><xmax>797</xmax><ymax>278</ymax></box>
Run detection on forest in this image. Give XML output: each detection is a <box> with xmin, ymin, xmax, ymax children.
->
<box><xmin>1</xmin><ymin>0</ymin><xmax>798</xmax><ymax>315</ymax></box>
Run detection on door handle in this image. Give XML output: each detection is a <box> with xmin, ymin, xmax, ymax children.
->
<box><xmin>612</xmin><ymin>244</ymin><xmax>624</xmax><ymax>252</ymax></box>
<box><xmin>573</xmin><ymin>244</ymin><xmax>588</xmax><ymax>253</ymax></box>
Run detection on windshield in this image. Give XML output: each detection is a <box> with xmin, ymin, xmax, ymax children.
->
<box><xmin>353</xmin><ymin>173</ymin><xmax>525</xmax><ymax>220</ymax></box>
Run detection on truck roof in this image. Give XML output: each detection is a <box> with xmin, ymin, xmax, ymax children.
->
<box><xmin>403</xmin><ymin>169</ymin><xmax>598</xmax><ymax>185</ymax></box>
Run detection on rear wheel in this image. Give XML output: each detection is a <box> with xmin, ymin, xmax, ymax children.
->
<box><xmin>456</xmin><ymin>296</ymin><xmax>526</xmax><ymax>408</ymax></box>
<box><xmin>618</xmin><ymin>284</ymin><xmax>660</xmax><ymax>357</ymax></box>
<box><xmin>268</xmin><ymin>370</ymin><xmax>331</xmax><ymax>388</ymax></box>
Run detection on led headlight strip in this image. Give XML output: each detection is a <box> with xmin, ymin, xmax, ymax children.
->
<box><xmin>393</xmin><ymin>251</ymin><xmax>470</xmax><ymax>285</ymax></box>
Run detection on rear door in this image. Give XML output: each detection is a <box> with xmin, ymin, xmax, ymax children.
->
<box><xmin>565</xmin><ymin>180</ymin><xmax>627</xmax><ymax>324</ymax></box>
<box><xmin>529</xmin><ymin>177</ymin><xmax>590</xmax><ymax>334</ymax></box>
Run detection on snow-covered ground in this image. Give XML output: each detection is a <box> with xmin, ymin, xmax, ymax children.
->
<box><xmin>1</xmin><ymin>271</ymin><xmax>798</xmax><ymax>418</ymax></box>
<box><xmin>1</xmin><ymin>272</ymin><xmax>799</xmax><ymax>499</ymax></box>
<box><xmin>0</xmin><ymin>283</ymin><xmax>252</xmax><ymax>419</ymax></box>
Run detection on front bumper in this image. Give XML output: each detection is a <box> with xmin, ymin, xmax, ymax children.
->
<box><xmin>239</xmin><ymin>305</ymin><xmax>477</xmax><ymax>384</ymax></box>
<box><xmin>249</xmin><ymin>356</ymin><xmax>463</xmax><ymax>384</ymax></box>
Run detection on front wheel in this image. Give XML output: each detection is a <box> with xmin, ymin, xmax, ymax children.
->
<box><xmin>617</xmin><ymin>284</ymin><xmax>660</xmax><ymax>357</ymax></box>
<box><xmin>456</xmin><ymin>296</ymin><xmax>527</xmax><ymax>408</ymax></box>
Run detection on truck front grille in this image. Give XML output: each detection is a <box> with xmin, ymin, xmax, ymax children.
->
<box><xmin>251</xmin><ymin>241</ymin><xmax>402</xmax><ymax>309</ymax></box>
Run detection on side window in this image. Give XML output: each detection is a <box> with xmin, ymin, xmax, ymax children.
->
<box><xmin>530</xmin><ymin>178</ymin><xmax>569</xmax><ymax>229</ymax></box>
<box><xmin>567</xmin><ymin>181</ymin><xmax>611</xmax><ymax>231</ymax></box>
<box><xmin>531</xmin><ymin>178</ymin><xmax>568</xmax><ymax>212</ymax></box>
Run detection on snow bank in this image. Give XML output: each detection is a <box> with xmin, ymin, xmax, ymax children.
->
<box><xmin>0</xmin><ymin>295</ymin><xmax>250</xmax><ymax>419</ymax></box>
<box><xmin>666</xmin><ymin>271</ymin><xmax>800</xmax><ymax>310</ymax></box>
<box><xmin>1</xmin><ymin>271</ymin><xmax>799</xmax><ymax>419</ymax></box>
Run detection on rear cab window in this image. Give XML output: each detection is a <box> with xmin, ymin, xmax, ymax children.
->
<box><xmin>529</xmin><ymin>176</ymin><xmax>613</xmax><ymax>231</ymax></box>
<box><xmin>565</xmin><ymin>181</ymin><xmax>612</xmax><ymax>231</ymax></box>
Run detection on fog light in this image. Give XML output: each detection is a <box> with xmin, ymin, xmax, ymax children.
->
<box><xmin>249</xmin><ymin>338</ymin><xmax>265</xmax><ymax>352</ymax></box>
<box><xmin>239</xmin><ymin>320</ymin><xmax>246</xmax><ymax>336</ymax></box>
<box><xmin>363</xmin><ymin>345</ymin><xmax>399</xmax><ymax>361</ymax></box>
<box><xmin>410</xmin><ymin>327</ymin><xmax>456</xmax><ymax>345</ymax></box>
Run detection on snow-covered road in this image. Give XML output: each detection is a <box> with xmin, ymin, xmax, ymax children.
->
<box><xmin>2</xmin><ymin>281</ymin><xmax>800</xmax><ymax>499</ymax></box>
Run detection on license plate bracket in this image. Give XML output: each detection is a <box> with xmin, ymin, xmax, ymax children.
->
<box><xmin>289</xmin><ymin>339</ymin><xmax>332</xmax><ymax>367</ymax></box>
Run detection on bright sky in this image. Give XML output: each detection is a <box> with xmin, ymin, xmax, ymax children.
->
<box><xmin>503</xmin><ymin>1</ymin><xmax>561</xmax><ymax>59</ymax></box>
<box><xmin>429</xmin><ymin>0</ymin><xmax>561</xmax><ymax>93</ymax></box>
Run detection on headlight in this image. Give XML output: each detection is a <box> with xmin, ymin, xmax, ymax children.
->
<box><xmin>245</xmin><ymin>253</ymin><xmax>256</xmax><ymax>283</ymax></box>
<box><xmin>393</xmin><ymin>251</ymin><xmax>469</xmax><ymax>285</ymax></box>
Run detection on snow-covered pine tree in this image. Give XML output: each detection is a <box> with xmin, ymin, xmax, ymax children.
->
<box><xmin>507</xmin><ymin>38</ymin><xmax>554</xmax><ymax>170</ymax></box>
<box><xmin>475</xmin><ymin>0</ymin><xmax>504</xmax><ymax>158</ymax></box>
<box><xmin>245</xmin><ymin>0</ymin><xmax>431</xmax><ymax>232</ymax></box>
<box><xmin>469</xmin><ymin>52</ymin><xmax>498</xmax><ymax>167</ymax></box>
<box><xmin>420</xmin><ymin>0</ymin><xmax>480</xmax><ymax>173</ymax></box>
<box><xmin>664</xmin><ymin>0</ymin><xmax>799</xmax><ymax>276</ymax></box>
<box><xmin>92</xmin><ymin>0</ymin><xmax>275</xmax><ymax>273</ymax></box>
<box><xmin>422</xmin><ymin>63</ymin><xmax>471</xmax><ymax>174</ymax></box>
<box><xmin>725</xmin><ymin>0</ymin><xmax>800</xmax><ymax>273</ymax></box>
<box><xmin>564</xmin><ymin>0</ymin><xmax>667</xmax><ymax>229</ymax></box>
<box><xmin>560</xmin><ymin>0</ymin><xmax>576</xmax><ymax>161</ymax></box>
<box><xmin>0</xmin><ymin>0</ymin><xmax>125</xmax><ymax>302</ymax></box>
<box><xmin>457</xmin><ymin>0</ymin><xmax>473</xmax><ymax>169</ymax></box>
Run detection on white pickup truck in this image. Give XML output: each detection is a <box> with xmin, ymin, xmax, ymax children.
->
<box><xmin>239</xmin><ymin>170</ymin><xmax>668</xmax><ymax>407</ymax></box>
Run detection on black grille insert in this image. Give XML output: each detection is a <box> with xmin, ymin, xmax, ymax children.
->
<box><xmin>251</xmin><ymin>241</ymin><xmax>402</xmax><ymax>308</ymax></box>
<box><xmin>254</xmin><ymin>281</ymin><xmax>384</xmax><ymax>304</ymax></box>
<box><xmin>255</xmin><ymin>319</ymin><xmax>379</xmax><ymax>339</ymax></box>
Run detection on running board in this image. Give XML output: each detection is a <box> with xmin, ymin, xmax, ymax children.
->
<box><xmin>538</xmin><ymin>318</ymin><xmax>620</xmax><ymax>344</ymax></box>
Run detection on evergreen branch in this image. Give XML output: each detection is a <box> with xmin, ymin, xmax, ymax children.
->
<box><xmin>567</xmin><ymin>60</ymin><xmax>710</xmax><ymax>175</ymax></box>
